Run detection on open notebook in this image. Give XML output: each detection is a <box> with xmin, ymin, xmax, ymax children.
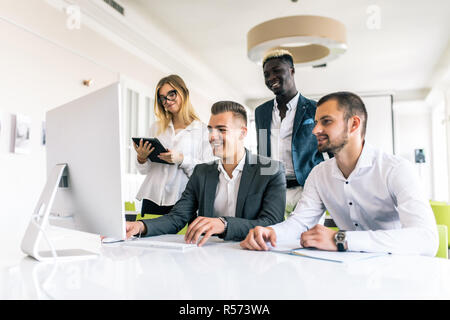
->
<box><xmin>270</xmin><ymin>242</ymin><xmax>388</xmax><ymax>263</ymax></box>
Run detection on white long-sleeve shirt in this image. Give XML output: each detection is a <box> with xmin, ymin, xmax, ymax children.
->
<box><xmin>271</xmin><ymin>143</ymin><xmax>439</xmax><ymax>256</ymax></box>
<box><xmin>270</xmin><ymin>92</ymin><xmax>299</xmax><ymax>179</ymax></box>
<box><xmin>135</xmin><ymin>120</ymin><xmax>214</xmax><ymax>206</ymax></box>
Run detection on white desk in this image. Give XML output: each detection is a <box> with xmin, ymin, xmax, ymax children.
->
<box><xmin>1</xmin><ymin>233</ymin><xmax>450</xmax><ymax>300</ymax></box>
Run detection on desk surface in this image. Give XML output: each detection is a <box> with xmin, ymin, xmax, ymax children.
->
<box><xmin>2</xmin><ymin>233</ymin><xmax>450</xmax><ymax>300</ymax></box>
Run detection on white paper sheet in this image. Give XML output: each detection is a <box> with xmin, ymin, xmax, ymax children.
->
<box><xmin>269</xmin><ymin>241</ymin><xmax>387</xmax><ymax>263</ymax></box>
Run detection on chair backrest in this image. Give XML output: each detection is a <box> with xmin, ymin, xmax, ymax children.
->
<box><xmin>136</xmin><ymin>213</ymin><xmax>188</xmax><ymax>235</ymax></box>
<box><xmin>124</xmin><ymin>201</ymin><xmax>136</xmax><ymax>212</ymax></box>
<box><xmin>430</xmin><ymin>200</ymin><xmax>448</xmax><ymax>206</ymax></box>
<box><xmin>436</xmin><ymin>224</ymin><xmax>449</xmax><ymax>259</ymax></box>
<box><xmin>431</xmin><ymin>204</ymin><xmax>450</xmax><ymax>247</ymax></box>
<box><xmin>137</xmin><ymin>214</ymin><xmax>161</xmax><ymax>220</ymax></box>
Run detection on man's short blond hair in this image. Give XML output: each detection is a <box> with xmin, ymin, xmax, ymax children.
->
<box><xmin>262</xmin><ymin>49</ymin><xmax>294</xmax><ymax>67</ymax></box>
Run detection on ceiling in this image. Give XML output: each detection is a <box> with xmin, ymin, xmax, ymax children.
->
<box><xmin>126</xmin><ymin>0</ymin><xmax>450</xmax><ymax>106</ymax></box>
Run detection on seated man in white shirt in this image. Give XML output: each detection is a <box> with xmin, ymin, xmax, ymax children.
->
<box><xmin>241</xmin><ymin>91</ymin><xmax>439</xmax><ymax>256</ymax></box>
<box><xmin>125</xmin><ymin>101</ymin><xmax>286</xmax><ymax>246</ymax></box>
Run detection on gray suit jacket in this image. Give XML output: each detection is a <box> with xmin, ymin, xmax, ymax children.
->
<box><xmin>141</xmin><ymin>149</ymin><xmax>286</xmax><ymax>241</ymax></box>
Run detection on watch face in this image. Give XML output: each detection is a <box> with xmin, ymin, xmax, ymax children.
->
<box><xmin>336</xmin><ymin>232</ymin><xmax>345</xmax><ymax>241</ymax></box>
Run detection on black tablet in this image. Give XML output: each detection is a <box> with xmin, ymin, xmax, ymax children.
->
<box><xmin>132</xmin><ymin>137</ymin><xmax>174</xmax><ymax>165</ymax></box>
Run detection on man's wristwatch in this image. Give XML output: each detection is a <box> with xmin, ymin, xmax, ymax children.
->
<box><xmin>218</xmin><ymin>217</ymin><xmax>228</xmax><ymax>234</ymax></box>
<box><xmin>334</xmin><ymin>230</ymin><xmax>347</xmax><ymax>252</ymax></box>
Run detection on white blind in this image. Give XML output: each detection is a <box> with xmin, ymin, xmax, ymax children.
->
<box><xmin>120</xmin><ymin>81</ymin><xmax>153</xmax><ymax>174</ymax></box>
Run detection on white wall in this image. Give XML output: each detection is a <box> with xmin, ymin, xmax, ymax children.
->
<box><xmin>431</xmin><ymin>99</ymin><xmax>449</xmax><ymax>201</ymax></box>
<box><xmin>429</xmin><ymin>89</ymin><xmax>450</xmax><ymax>202</ymax></box>
<box><xmin>0</xmin><ymin>14</ymin><xmax>111</xmax><ymax>258</ymax></box>
<box><xmin>0</xmin><ymin>1</ymin><xmax>219</xmax><ymax>259</ymax></box>
<box><xmin>393</xmin><ymin>100</ymin><xmax>433</xmax><ymax>200</ymax></box>
<box><xmin>306</xmin><ymin>93</ymin><xmax>395</xmax><ymax>154</ymax></box>
<box><xmin>363</xmin><ymin>95</ymin><xmax>394</xmax><ymax>155</ymax></box>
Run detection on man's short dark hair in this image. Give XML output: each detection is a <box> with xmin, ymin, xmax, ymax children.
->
<box><xmin>262</xmin><ymin>49</ymin><xmax>294</xmax><ymax>68</ymax></box>
<box><xmin>317</xmin><ymin>92</ymin><xmax>368</xmax><ymax>138</ymax></box>
<box><xmin>211</xmin><ymin>101</ymin><xmax>247</xmax><ymax>126</ymax></box>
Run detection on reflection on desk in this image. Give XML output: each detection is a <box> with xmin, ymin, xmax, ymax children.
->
<box><xmin>2</xmin><ymin>234</ymin><xmax>450</xmax><ymax>299</ymax></box>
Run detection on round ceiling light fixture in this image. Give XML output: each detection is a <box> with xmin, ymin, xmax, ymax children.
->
<box><xmin>247</xmin><ymin>15</ymin><xmax>347</xmax><ymax>67</ymax></box>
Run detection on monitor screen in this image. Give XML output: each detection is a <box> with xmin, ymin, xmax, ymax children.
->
<box><xmin>45</xmin><ymin>82</ymin><xmax>126</xmax><ymax>240</ymax></box>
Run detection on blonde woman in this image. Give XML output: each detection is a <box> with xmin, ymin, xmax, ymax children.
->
<box><xmin>133</xmin><ymin>75</ymin><xmax>213</xmax><ymax>216</ymax></box>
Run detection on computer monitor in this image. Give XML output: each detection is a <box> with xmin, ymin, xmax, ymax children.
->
<box><xmin>21</xmin><ymin>82</ymin><xmax>126</xmax><ymax>262</ymax></box>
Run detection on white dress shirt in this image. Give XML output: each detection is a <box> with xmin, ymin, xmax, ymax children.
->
<box><xmin>213</xmin><ymin>153</ymin><xmax>246</xmax><ymax>217</ymax></box>
<box><xmin>136</xmin><ymin>120</ymin><xmax>214</xmax><ymax>206</ymax></box>
<box><xmin>270</xmin><ymin>92</ymin><xmax>299</xmax><ymax>179</ymax></box>
<box><xmin>271</xmin><ymin>143</ymin><xmax>439</xmax><ymax>256</ymax></box>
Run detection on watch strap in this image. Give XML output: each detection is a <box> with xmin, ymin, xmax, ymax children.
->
<box><xmin>218</xmin><ymin>217</ymin><xmax>228</xmax><ymax>232</ymax></box>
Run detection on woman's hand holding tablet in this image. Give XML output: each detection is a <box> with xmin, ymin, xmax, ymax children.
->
<box><xmin>132</xmin><ymin>137</ymin><xmax>175</xmax><ymax>165</ymax></box>
<box><xmin>133</xmin><ymin>138</ymin><xmax>155</xmax><ymax>164</ymax></box>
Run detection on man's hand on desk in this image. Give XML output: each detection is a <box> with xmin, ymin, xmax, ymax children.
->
<box><xmin>240</xmin><ymin>226</ymin><xmax>277</xmax><ymax>251</ymax></box>
<box><xmin>240</xmin><ymin>225</ymin><xmax>340</xmax><ymax>252</ymax></box>
<box><xmin>300</xmin><ymin>224</ymin><xmax>339</xmax><ymax>251</ymax></box>
<box><xmin>100</xmin><ymin>222</ymin><xmax>146</xmax><ymax>242</ymax></box>
<box><xmin>126</xmin><ymin>221</ymin><xmax>146</xmax><ymax>239</ymax></box>
<box><xmin>184</xmin><ymin>217</ymin><xmax>225</xmax><ymax>247</ymax></box>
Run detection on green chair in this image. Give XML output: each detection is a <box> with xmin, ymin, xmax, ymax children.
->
<box><xmin>430</xmin><ymin>200</ymin><xmax>448</xmax><ymax>206</ymax></box>
<box><xmin>324</xmin><ymin>210</ymin><xmax>338</xmax><ymax>230</ymax></box>
<box><xmin>124</xmin><ymin>201</ymin><xmax>139</xmax><ymax>222</ymax></box>
<box><xmin>136</xmin><ymin>213</ymin><xmax>188</xmax><ymax>235</ymax></box>
<box><xmin>436</xmin><ymin>225</ymin><xmax>448</xmax><ymax>259</ymax></box>
<box><xmin>284</xmin><ymin>204</ymin><xmax>295</xmax><ymax>220</ymax></box>
<box><xmin>124</xmin><ymin>202</ymin><xmax>187</xmax><ymax>235</ymax></box>
<box><xmin>124</xmin><ymin>201</ymin><xmax>136</xmax><ymax>212</ymax></box>
<box><xmin>431</xmin><ymin>204</ymin><xmax>450</xmax><ymax>247</ymax></box>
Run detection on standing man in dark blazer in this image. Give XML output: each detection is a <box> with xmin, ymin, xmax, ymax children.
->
<box><xmin>125</xmin><ymin>101</ymin><xmax>286</xmax><ymax>246</ymax></box>
<box><xmin>255</xmin><ymin>49</ymin><xmax>325</xmax><ymax>216</ymax></box>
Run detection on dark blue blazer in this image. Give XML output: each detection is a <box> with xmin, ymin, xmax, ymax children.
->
<box><xmin>254</xmin><ymin>93</ymin><xmax>324</xmax><ymax>187</ymax></box>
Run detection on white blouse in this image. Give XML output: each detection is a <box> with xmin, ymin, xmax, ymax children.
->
<box><xmin>135</xmin><ymin>119</ymin><xmax>214</xmax><ymax>206</ymax></box>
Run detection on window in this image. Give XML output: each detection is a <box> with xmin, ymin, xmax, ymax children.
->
<box><xmin>120</xmin><ymin>76</ymin><xmax>153</xmax><ymax>203</ymax></box>
<box><xmin>245</xmin><ymin>111</ymin><xmax>257</xmax><ymax>154</ymax></box>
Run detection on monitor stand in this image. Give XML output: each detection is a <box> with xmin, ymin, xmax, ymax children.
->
<box><xmin>21</xmin><ymin>164</ymin><xmax>98</xmax><ymax>262</ymax></box>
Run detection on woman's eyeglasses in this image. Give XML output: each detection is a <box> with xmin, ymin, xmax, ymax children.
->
<box><xmin>158</xmin><ymin>90</ymin><xmax>177</xmax><ymax>105</ymax></box>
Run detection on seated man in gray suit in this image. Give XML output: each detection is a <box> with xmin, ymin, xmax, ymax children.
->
<box><xmin>125</xmin><ymin>101</ymin><xmax>286</xmax><ymax>246</ymax></box>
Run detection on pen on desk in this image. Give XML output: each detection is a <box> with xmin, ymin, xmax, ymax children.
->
<box><xmin>291</xmin><ymin>251</ymin><xmax>308</xmax><ymax>258</ymax></box>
